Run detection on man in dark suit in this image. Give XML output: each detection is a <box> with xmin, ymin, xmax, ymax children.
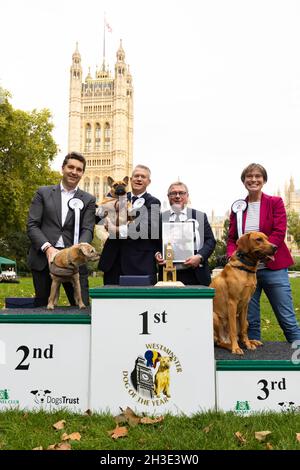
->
<box><xmin>99</xmin><ymin>165</ymin><xmax>161</xmax><ymax>285</ymax></box>
<box><xmin>27</xmin><ymin>152</ymin><xmax>96</xmax><ymax>307</ymax></box>
<box><xmin>155</xmin><ymin>181</ymin><xmax>216</xmax><ymax>285</ymax></box>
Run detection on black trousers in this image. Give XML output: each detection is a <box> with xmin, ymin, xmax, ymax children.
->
<box><xmin>32</xmin><ymin>264</ymin><xmax>89</xmax><ymax>307</ymax></box>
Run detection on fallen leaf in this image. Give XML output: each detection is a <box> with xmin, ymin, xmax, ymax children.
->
<box><xmin>32</xmin><ymin>446</ymin><xmax>43</xmax><ymax>450</ymax></box>
<box><xmin>140</xmin><ymin>416</ymin><xmax>164</xmax><ymax>425</ymax></box>
<box><xmin>266</xmin><ymin>442</ymin><xmax>273</xmax><ymax>450</ymax></box>
<box><xmin>115</xmin><ymin>407</ymin><xmax>141</xmax><ymax>427</ymax></box>
<box><xmin>47</xmin><ymin>442</ymin><xmax>72</xmax><ymax>450</ymax></box>
<box><xmin>255</xmin><ymin>431</ymin><xmax>272</xmax><ymax>442</ymax></box>
<box><xmin>203</xmin><ymin>424</ymin><xmax>213</xmax><ymax>434</ymax></box>
<box><xmin>84</xmin><ymin>409</ymin><xmax>92</xmax><ymax>416</ymax></box>
<box><xmin>296</xmin><ymin>433</ymin><xmax>300</xmax><ymax>442</ymax></box>
<box><xmin>61</xmin><ymin>432</ymin><xmax>81</xmax><ymax>441</ymax></box>
<box><xmin>52</xmin><ymin>419</ymin><xmax>66</xmax><ymax>430</ymax></box>
<box><xmin>235</xmin><ymin>431</ymin><xmax>246</xmax><ymax>444</ymax></box>
<box><xmin>108</xmin><ymin>426</ymin><xmax>128</xmax><ymax>439</ymax></box>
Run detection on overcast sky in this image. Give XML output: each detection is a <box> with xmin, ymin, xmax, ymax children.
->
<box><xmin>1</xmin><ymin>0</ymin><xmax>300</xmax><ymax>215</ymax></box>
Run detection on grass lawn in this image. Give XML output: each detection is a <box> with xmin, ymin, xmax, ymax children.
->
<box><xmin>1</xmin><ymin>409</ymin><xmax>300</xmax><ymax>450</ymax></box>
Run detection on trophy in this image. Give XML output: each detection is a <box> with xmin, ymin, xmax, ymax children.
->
<box><xmin>155</xmin><ymin>242</ymin><xmax>184</xmax><ymax>287</ymax></box>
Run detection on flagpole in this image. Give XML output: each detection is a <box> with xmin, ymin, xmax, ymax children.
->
<box><xmin>103</xmin><ymin>13</ymin><xmax>106</xmax><ymax>70</ymax></box>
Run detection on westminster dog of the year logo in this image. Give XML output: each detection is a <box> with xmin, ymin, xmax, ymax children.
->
<box><xmin>122</xmin><ymin>343</ymin><xmax>183</xmax><ymax>407</ymax></box>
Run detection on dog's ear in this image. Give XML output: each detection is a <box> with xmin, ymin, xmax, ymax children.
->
<box><xmin>107</xmin><ymin>176</ymin><xmax>114</xmax><ymax>187</ymax></box>
<box><xmin>236</xmin><ymin>233</ymin><xmax>250</xmax><ymax>253</ymax></box>
<box><xmin>123</xmin><ymin>176</ymin><xmax>129</xmax><ymax>185</ymax></box>
<box><xmin>79</xmin><ymin>243</ymin><xmax>92</xmax><ymax>257</ymax></box>
<box><xmin>31</xmin><ymin>390</ymin><xmax>38</xmax><ymax>395</ymax></box>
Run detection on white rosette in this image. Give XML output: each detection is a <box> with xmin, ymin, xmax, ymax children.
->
<box><xmin>68</xmin><ymin>198</ymin><xmax>84</xmax><ymax>244</ymax></box>
<box><xmin>231</xmin><ymin>199</ymin><xmax>248</xmax><ymax>238</ymax></box>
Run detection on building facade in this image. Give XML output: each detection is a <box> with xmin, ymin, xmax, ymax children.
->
<box><xmin>68</xmin><ymin>41</ymin><xmax>133</xmax><ymax>202</ymax></box>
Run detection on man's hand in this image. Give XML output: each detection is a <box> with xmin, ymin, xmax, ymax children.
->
<box><xmin>184</xmin><ymin>254</ymin><xmax>203</xmax><ymax>268</ymax></box>
<box><xmin>155</xmin><ymin>252</ymin><xmax>166</xmax><ymax>266</ymax></box>
<box><xmin>46</xmin><ymin>246</ymin><xmax>59</xmax><ymax>264</ymax></box>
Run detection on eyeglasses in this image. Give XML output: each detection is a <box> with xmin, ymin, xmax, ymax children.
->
<box><xmin>168</xmin><ymin>191</ymin><xmax>187</xmax><ymax>197</ymax></box>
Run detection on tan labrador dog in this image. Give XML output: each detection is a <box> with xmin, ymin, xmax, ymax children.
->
<box><xmin>47</xmin><ymin>243</ymin><xmax>99</xmax><ymax>310</ymax></box>
<box><xmin>211</xmin><ymin>232</ymin><xmax>277</xmax><ymax>355</ymax></box>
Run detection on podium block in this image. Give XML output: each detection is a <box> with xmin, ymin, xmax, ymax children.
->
<box><xmin>0</xmin><ymin>309</ymin><xmax>90</xmax><ymax>412</ymax></box>
<box><xmin>89</xmin><ymin>286</ymin><xmax>215</xmax><ymax>416</ymax></box>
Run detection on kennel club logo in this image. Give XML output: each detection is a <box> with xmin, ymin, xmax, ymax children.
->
<box><xmin>30</xmin><ymin>389</ymin><xmax>80</xmax><ymax>407</ymax></box>
<box><xmin>122</xmin><ymin>343</ymin><xmax>183</xmax><ymax>407</ymax></box>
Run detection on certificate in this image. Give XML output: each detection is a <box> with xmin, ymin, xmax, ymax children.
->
<box><xmin>162</xmin><ymin>222</ymin><xmax>194</xmax><ymax>262</ymax></box>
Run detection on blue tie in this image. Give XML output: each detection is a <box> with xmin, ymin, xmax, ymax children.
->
<box><xmin>132</xmin><ymin>196</ymin><xmax>138</xmax><ymax>203</ymax></box>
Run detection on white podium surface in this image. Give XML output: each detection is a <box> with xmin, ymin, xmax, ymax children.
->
<box><xmin>0</xmin><ymin>312</ymin><xmax>90</xmax><ymax>412</ymax></box>
<box><xmin>216</xmin><ymin>360</ymin><xmax>300</xmax><ymax>414</ymax></box>
<box><xmin>90</xmin><ymin>287</ymin><xmax>216</xmax><ymax>416</ymax></box>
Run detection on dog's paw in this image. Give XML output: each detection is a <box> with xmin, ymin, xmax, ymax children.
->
<box><xmin>248</xmin><ymin>339</ymin><xmax>263</xmax><ymax>347</ymax></box>
<box><xmin>232</xmin><ymin>346</ymin><xmax>244</xmax><ymax>355</ymax></box>
<box><xmin>47</xmin><ymin>304</ymin><xmax>54</xmax><ymax>310</ymax></box>
<box><xmin>79</xmin><ymin>303</ymin><xmax>86</xmax><ymax>309</ymax></box>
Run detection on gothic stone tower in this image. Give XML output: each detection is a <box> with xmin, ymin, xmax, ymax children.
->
<box><xmin>68</xmin><ymin>40</ymin><xmax>133</xmax><ymax>201</ymax></box>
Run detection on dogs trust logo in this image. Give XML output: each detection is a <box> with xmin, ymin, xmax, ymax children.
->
<box><xmin>122</xmin><ymin>343</ymin><xmax>183</xmax><ymax>407</ymax></box>
<box><xmin>30</xmin><ymin>389</ymin><xmax>80</xmax><ymax>407</ymax></box>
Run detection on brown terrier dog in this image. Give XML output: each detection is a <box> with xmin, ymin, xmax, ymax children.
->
<box><xmin>96</xmin><ymin>176</ymin><xmax>134</xmax><ymax>235</ymax></box>
<box><xmin>211</xmin><ymin>232</ymin><xmax>277</xmax><ymax>355</ymax></box>
<box><xmin>47</xmin><ymin>243</ymin><xmax>99</xmax><ymax>310</ymax></box>
<box><xmin>154</xmin><ymin>356</ymin><xmax>171</xmax><ymax>398</ymax></box>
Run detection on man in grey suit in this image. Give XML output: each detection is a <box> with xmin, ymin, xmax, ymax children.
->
<box><xmin>155</xmin><ymin>181</ymin><xmax>216</xmax><ymax>285</ymax></box>
<box><xmin>27</xmin><ymin>152</ymin><xmax>96</xmax><ymax>307</ymax></box>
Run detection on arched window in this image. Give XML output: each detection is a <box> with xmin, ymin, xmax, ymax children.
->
<box><xmin>84</xmin><ymin>178</ymin><xmax>90</xmax><ymax>193</ymax></box>
<box><xmin>104</xmin><ymin>122</ymin><xmax>111</xmax><ymax>151</ymax></box>
<box><xmin>85</xmin><ymin>123</ymin><xmax>92</xmax><ymax>152</ymax></box>
<box><xmin>95</xmin><ymin>123</ymin><xmax>101</xmax><ymax>151</ymax></box>
<box><xmin>94</xmin><ymin>178</ymin><xmax>100</xmax><ymax>199</ymax></box>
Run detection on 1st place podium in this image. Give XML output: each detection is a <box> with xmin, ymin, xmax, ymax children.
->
<box><xmin>89</xmin><ymin>286</ymin><xmax>216</xmax><ymax>416</ymax></box>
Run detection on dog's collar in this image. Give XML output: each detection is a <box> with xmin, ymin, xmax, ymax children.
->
<box><xmin>230</xmin><ymin>264</ymin><xmax>256</xmax><ymax>274</ymax></box>
<box><xmin>236</xmin><ymin>251</ymin><xmax>257</xmax><ymax>267</ymax></box>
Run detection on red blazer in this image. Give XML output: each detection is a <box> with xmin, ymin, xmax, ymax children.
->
<box><xmin>227</xmin><ymin>193</ymin><xmax>294</xmax><ymax>270</ymax></box>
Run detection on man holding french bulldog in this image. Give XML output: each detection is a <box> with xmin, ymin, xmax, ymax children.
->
<box><xmin>99</xmin><ymin>164</ymin><xmax>161</xmax><ymax>284</ymax></box>
<box><xmin>155</xmin><ymin>181</ymin><xmax>216</xmax><ymax>285</ymax></box>
<box><xmin>27</xmin><ymin>152</ymin><xmax>96</xmax><ymax>307</ymax></box>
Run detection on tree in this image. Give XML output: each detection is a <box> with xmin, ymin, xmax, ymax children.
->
<box><xmin>287</xmin><ymin>210</ymin><xmax>300</xmax><ymax>249</ymax></box>
<box><xmin>209</xmin><ymin>218</ymin><xmax>230</xmax><ymax>270</ymax></box>
<box><xmin>0</xmin><ymin>88</ymin><xmax>61</xmax><ymax>237</ymax></box>
<box><xmin>0</xmin><ymin>88</ymin><xmax>61</xmax><ymax>268</ymax></box>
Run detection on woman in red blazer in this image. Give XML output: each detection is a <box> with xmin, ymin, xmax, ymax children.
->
<box><xmin>227</xmin><ymin>163</ymin><xmax>300</xmax><ymax>343</ymax></box>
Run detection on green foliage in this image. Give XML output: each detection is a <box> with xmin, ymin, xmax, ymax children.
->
<box><xmin>287</xmin><ymin>210</ymin><xmax>300</xmax><ymax>249</ymax></box>
<box><xmin>0</xmin><ymin>89</ymin><xmax>60</xmax><ymax>238</ymax></box>
<box><xmin>209</xmin><ymin>218</ymin><xmax>229</xmax><ymax>269</ymax></box>
<box><xmin>0</xmin><ymin>231</ymin><xmax>30</xmax><ymax>272</ymax></box>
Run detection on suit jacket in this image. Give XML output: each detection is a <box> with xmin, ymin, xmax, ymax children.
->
<box><xmin>227</xmin><ymin>192</ymin><xmax>294</xmax><ymax>270</ymax></box>
<box><xmin>160</xmin><ymin>208</ymin><xmax>216</xmax><ymax>285</ymax></box>
<box><xmin>27</xmin><ymin>184</ymin><xmax>96</xmax><ymax>271</ymax></box>
<box><xmin>99</xmin><ymin>192</ymin><xmax>161</xmax><ymax>279</ymax></box>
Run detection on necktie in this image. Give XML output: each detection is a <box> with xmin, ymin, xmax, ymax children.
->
<box><xmin>174</xmin><ymin>213</ymin><xmax>181</xmax><ymax>222</ymax></box>
<box><xmin>132</xmin><ymin>195</ymin><xmax>138</xmax><ymax>203</ymax></box>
